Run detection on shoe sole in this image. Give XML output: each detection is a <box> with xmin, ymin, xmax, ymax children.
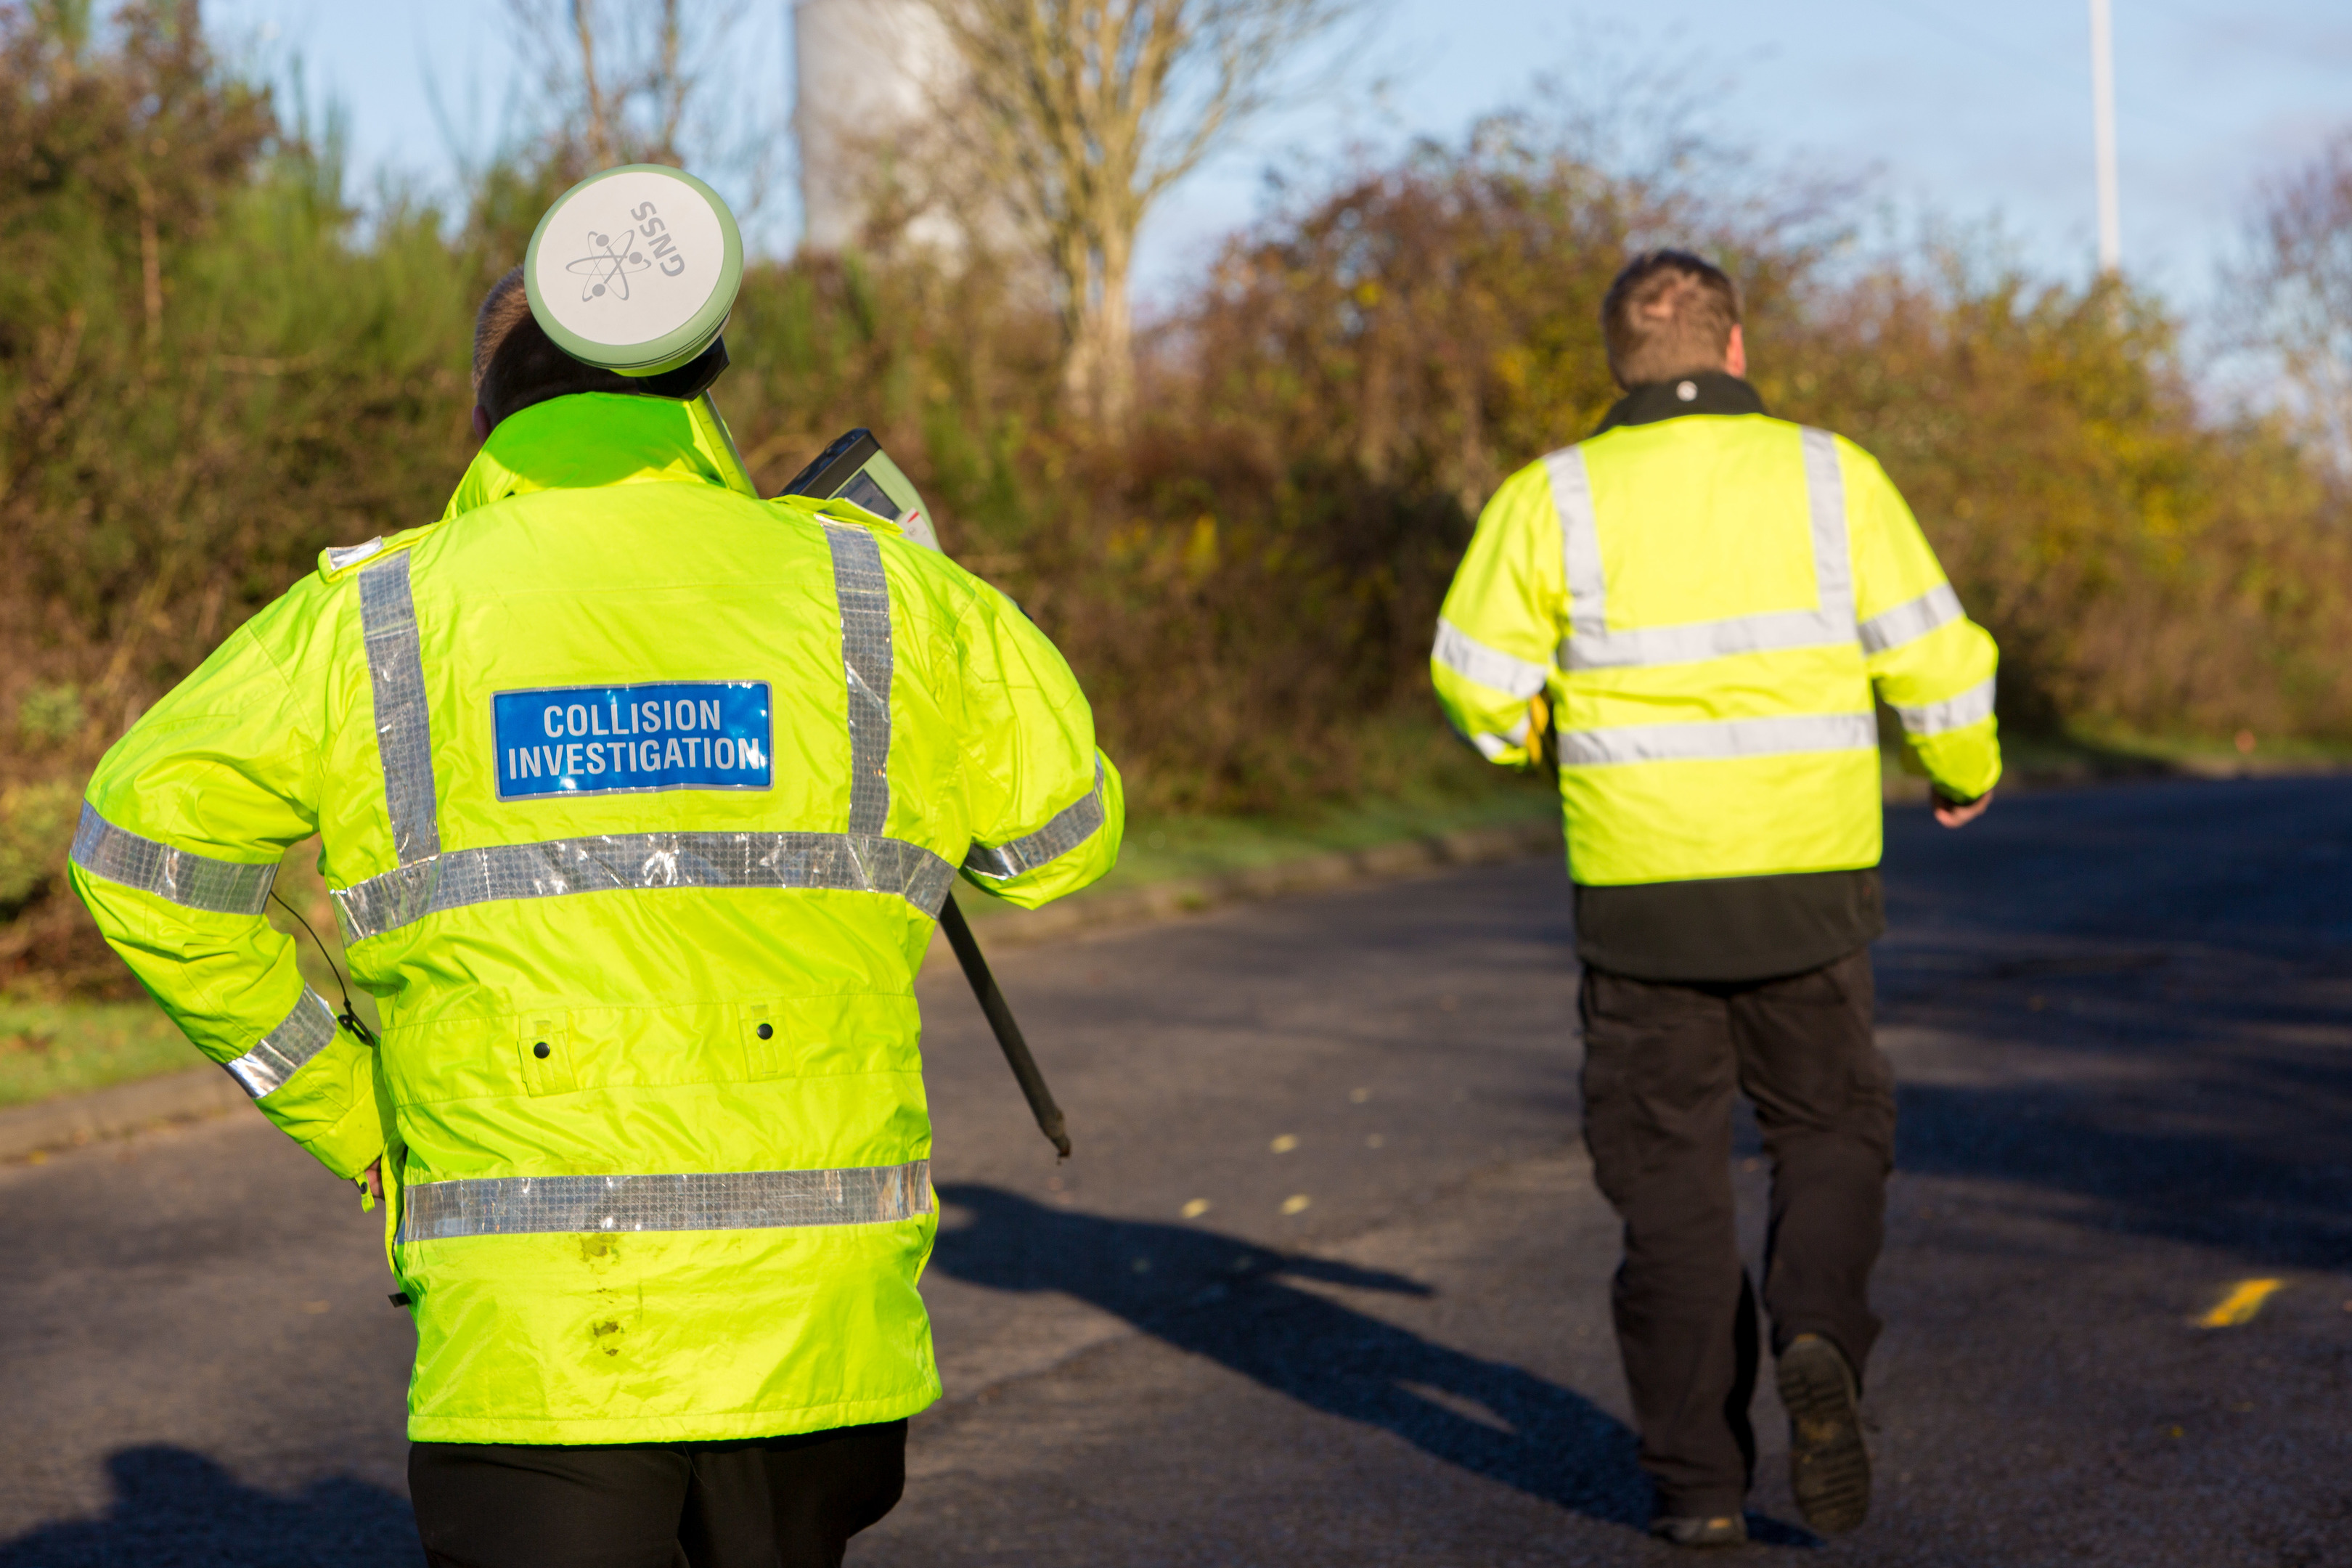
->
<box><xmin>1779</xmin><ymin>1339</ymin><xmax>1869</xmax><ymax>1535</ymax></box>
<box><xmin>1649</xmin><ymin>1516</ymin><xmax>1749</xmax><ymax>1548</ymax></box>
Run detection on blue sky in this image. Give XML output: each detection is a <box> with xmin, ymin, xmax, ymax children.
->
<box><xmin>206</xmin><ymin>1</ymin><xmax>2349</xmax><ymax>329</ymax></box>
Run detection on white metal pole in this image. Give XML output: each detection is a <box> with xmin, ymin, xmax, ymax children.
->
<box><xmin>2089</xmin><ymin>0</ymin><xmax>2120</xmax><ymax>273</ymax></box>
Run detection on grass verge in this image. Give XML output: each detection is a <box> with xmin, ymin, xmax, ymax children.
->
<box><xmin>0</xmin><ymin>998</ymin><xmax>191</xmax><ymax>1110</ymax></box>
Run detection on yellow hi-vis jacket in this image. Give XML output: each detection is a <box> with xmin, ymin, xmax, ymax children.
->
<box><xmin>1433</xmin><ymin>397</ymin><xmax>1998</xmax><ymax>890</ymax></box>
<box><xmin>70</xmin><ymin>393</ymin><xmax>1122</xmax><ymax>1445</ymax></box>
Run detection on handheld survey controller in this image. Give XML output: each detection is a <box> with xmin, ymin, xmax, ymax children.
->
<box><xmin>781</xmin><ymin>431</ymin><xmax>1072</xmax><ymax>1160</ymax></box>
<box><xmin>780</xmin><ymin>430</ymin><xmax>942</xmax><ymax>551</ymax></box>
<box><xmin>522</xmin><ymin>165</ymin><xmax>1069</xmax><ymax>1156</ymax></box>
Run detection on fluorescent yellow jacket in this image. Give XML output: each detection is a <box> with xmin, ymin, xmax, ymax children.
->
<box><xmin>70</xmin><ymin>393</ymin><xmax>1122</xmax><ymax>1444</ymax></box>
<box><xmin>1434</xmin><ymin>385</ymin><xmax>1998</xmax><ymax>897</ymax></box>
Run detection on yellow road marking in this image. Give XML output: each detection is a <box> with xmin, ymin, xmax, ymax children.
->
<box><xmin>1181</xmin><ymin>1198</ymin><xmax>1211</xmax><ymax>1219</ymax></box>
<box><xmin>1269</xmin><ymin>1134</ymin><xmax>1299</xmax><ymax>1153</ymax></box>
<box><xmin>1281</xmin><ymin>1194</ymin><xmax>1312</xmax><ymax>1215</ymax></box>
<box><xmin>2199</xmin><ymin>1278</ymin><xmax>2284</xmax><ymax>1328</ymax></box>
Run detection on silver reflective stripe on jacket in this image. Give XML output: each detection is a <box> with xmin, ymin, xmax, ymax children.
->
<box><xmin>1548</xmin><ymin>445</ymin><xmax>1609</xmax><ymax>652</ymax></box>
<box><xmin>69</xmin><ymin>804</ymin><xmax>279</xmax><ymax>915</ymax></box>
<box><xmin>359</xmin><ymin>554</ymin><xmax>441</xmax><ymax>864</ymax></box>
<box><xmin>1559</xmin><ymin>711</ymin><xmax>1878</xmax><ymax>767</ymax></box>
<box><xmin>1432</xmin><ymin>617</ymin><xmax>1549</xmax><ymax>698</ymax></box>
<box><xmin>1551</xmin><ymin>426</ymin><xmax>1858</xmax><ymax>672</ymax></box>
<box><xmin>1858</xmin><ymin>583</ymin><xmax>1964</xmax><ymax>656</ymax></box>
<box><xmin>334</xmin><ymin>831</ymin><xmax>957</xmax><ymax>942</ymax></box>
<box><xmin>964</xmin><ymin>761</ymin><xmax>1107</xmax><ymax>881</ymax></box>
<box><xmin>224</xmin><ymin>988</ymin><xmax>340</xmax><ymax>1098</ymax></box>
<box><xmin>1890</xmin><ymin>677</ymin><xmax>1996</xmax><ymax>737</ymax></box>
<box><xmin>326</xmin><ymin>537</ymin><xmax>386</xmax><ymax>571</ymax></box>
<box><xmin>825</xmin><ymin>522</ymin><xmax>894</xmax><ymax>837</ymax></box>
<box><xmin>398</xmin><ymin>1159</ymin><xmax>933</xmax><ymax>1243</ymax></box>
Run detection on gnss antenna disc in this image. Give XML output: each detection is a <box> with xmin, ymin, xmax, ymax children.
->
<box><xmin>524</xmin><ymin>165</ymin><xmax>744</xmax><ymax>376</ymax></box>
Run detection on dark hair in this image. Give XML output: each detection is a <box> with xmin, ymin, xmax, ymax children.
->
<box><xmin>472</xmin><ymin>265</ymin><xmax>640</xmax><ymax>427</ymax></box>
<box><xmin>1601</xmin><ymin>250</ymin><xmax>1742</xmax><ymax>388</ymax></box>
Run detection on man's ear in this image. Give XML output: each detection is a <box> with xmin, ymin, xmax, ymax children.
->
<box><xmin>1724</xmin><ymin>324</ymin><xmax>1747</xmax><ymax>378</ymax></box>
<box><xmin>472</xmin><ymin>404</ymin><xmax>493</xmax><ymax>442</ymax></box>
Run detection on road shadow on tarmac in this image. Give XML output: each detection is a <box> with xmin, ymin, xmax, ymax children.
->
<box><xmin>932</xmin><ymin>1183</ymin><xmax>1683</xmax><ymax>1535</ymax></box>
<box><xmin>0</xmin><ymin>1446</ymin><xmax>420</xmax><ymax>1567</ymax></box>
<box><xmin>1878</xmin><ymin>945</ymin><xmax>2352</xmax><ymax>1274</ymax></box>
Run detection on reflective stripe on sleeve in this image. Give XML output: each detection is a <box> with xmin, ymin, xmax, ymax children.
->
<box><xmin>1858</xmin><ymin>583</ymin><xmax>1964</xmax><ymax>656</ymax></box>
<box><xmin>359</xmin><ymin>555</ymin><xmax>442</xmax><ymax>865</ymax></box>
<box><xmin>963</xmin><ymin>762</ymin><xmax>1106</xmax><ymax>881</ymax></box>
<box><xmin>398</xmin><ymin>1159</ymin><xmax>933</xmax><ymax>1243</ymax></box>
<box><xmin>1559</xmin><ymin>711</ymin><xmax>1877</xmax><ymax>767</ymax></box>
<box><xmin>1468</xmin><ymin>711</ymin><xmax>1534</xmax><ymax>761</ymax></box>
<box><xmin>1890</xmin><ymin>677</ymin><xmax>1996</xmax><ymax>736</ymax></box>
<box><xmin>69</xmin><ymin>804</ymin><xmax>279</xmax><ymax>915</ymax></box>
<box><xmin>1552</xmin><ymin>428</ymin><xmax>1858</xmax><ymax>671</ymax></box>
<box><xmin>825</xmin><ymin>522</ymin><xmax>894</xmax><ymax>838</ymax></box>
<box><xmin>332</xmin><ymin>831</ymin><xmax>957</xmax><ymax>943</ymax></box>
<box><xmin>1433</xmin><ymin>618</ymin><xmax>1549</xmax><ymax>698</ymax></box>
<box><xmin>224</xmin><ymin>988</ymin><xmax>341</xmax><ymax>1099</ymax></box>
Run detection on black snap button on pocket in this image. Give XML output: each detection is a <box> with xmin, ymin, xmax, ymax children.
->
<box><xmin>756</xmin><ymin>1023</ymin><xmax>773</xmax><ymax>1040</ymax></box>
<box><xmin>533</xmin><ymin>1041</ymin><xmax>551</xmax><ymax>1059</ymax></box>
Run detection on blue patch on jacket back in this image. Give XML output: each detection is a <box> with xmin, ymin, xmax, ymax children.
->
<box><xmin>493</xmin><ymin>681</ymin><xmax>772</xmax><ymax>800</ymax></box>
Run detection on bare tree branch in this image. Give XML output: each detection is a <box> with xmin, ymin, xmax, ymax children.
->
<box><xmin>571</xmin><ymin>0</ymin><xmax>614</xmax><ymax>167</ymax></box>
<box><xmin>2234</xmin><ymin>129</ymin><xmax>2352</xmax><ymax>481</ymax></box>
<box><xmin>909</xmin><ymin>0</ymin><xmax>1358</xmax><ymax>431</ymax></box>
<box><xmin>505</xmin><ymin>0</ymin><xmax>762</xmax><ymax>179</ymax></box>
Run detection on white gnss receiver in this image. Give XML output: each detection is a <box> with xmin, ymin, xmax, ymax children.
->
<box><xmin>523</xmin><ymin>164</ymin><xmax>758</xmax><ymax>497</ymax></box>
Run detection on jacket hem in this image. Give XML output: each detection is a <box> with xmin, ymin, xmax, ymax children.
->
<box><xmin>404</xmin><ymin>1383</ymin><xmax>941</xmax><ymax>1447</ymax></box>
<box><xmin>1572</xmin><ymin>866</ymin><xmax>1885</xmax><ymax>984</ymax></box>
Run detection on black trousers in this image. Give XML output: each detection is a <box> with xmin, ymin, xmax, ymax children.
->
<box><xmin>409</xmin><ymin>1421</ymin><xmax>907</xmax><ymax>1568</ymax></box>
<box><xmin>1578</xmin><ymin>949</ymin><xmax>1895</xmax><ymax>1518</ymax></box>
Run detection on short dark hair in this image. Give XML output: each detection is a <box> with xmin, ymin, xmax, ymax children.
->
<box><xmin>472</xmin><ymin>265</ymin><xmax>640</xmax><ymax>427</ymax></box>
<box><xmin>1601</xmin><ymin>250</ymin><xmax>1741</xmax><ymax>388</ymax></box>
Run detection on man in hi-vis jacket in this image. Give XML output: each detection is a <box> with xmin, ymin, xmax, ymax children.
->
<box><xmin>1432</xmin><ymin>250</ymin><xmax>1998</xmax><ymax>1548</ymax></box>
<box><xmin>71</xmin><ymin>266</ymin><xmax>1122</xmax><ymax>1567</ymax></box>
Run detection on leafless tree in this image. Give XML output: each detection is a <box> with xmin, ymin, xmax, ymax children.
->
<box><xmin>912</xmin><ymin>0</ymin><xmax>1357</xmax><ymax>433</ymax></box>
<box><xmin>2237</xmin><ymin>130</ymin><xmax>2352</xmax><ymax>480</ymax></box>
<box><xmin>506</xmin><ymin>0</ymin><xmax>756</xmax><ymax>179</ymax></box>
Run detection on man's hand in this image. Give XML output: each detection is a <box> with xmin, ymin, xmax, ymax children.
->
<box><xmin>1934</xmin><ymin>789</ymin><xmax>1993</xmax><ymax>829</ymax></box>
<box><xmin>363</xmin><ymin>1160</ymin><xmax>383</xmax><ymax>1201</ymax></box>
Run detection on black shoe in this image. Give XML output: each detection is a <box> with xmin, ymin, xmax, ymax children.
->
<box><xmin>1778</xmin><ymin>1334</ymin><xmax>1870</xmax><ymax>1534</ymax></box>
<box><xmin>1648</xmin><ymin>1513</ymin><xmax>1748</xmax><ymax>1548</ymax></box>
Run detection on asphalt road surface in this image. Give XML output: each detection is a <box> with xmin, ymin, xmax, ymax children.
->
<box><xmin>4</xmin><ymin>775</ymin><xmax>2348</xmax><ymax>1567</ymax></box>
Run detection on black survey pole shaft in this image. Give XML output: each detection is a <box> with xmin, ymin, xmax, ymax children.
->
<box><xmin>937</xmin><ymin>894</ymin><xmax>1071</xmax><ymax>1159</ymax></box>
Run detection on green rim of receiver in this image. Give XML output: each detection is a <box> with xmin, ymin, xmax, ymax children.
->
<box><xmin>523</xmin><ymin>163</ymin><xmax>745</xmax><ymax>376</ymax></box>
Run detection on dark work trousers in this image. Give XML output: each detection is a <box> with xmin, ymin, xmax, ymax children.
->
<box><xmin>408</xmin><ymin>1420</ymin><xmax>907</xmax><ymax>1568</ymax></box>
<box><xmin>1577</xmin><ymin>949</ymin><xmax>1895</xmax><ymax>1519</ymax></box>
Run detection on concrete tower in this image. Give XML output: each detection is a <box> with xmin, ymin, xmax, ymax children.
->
<box><xmin>793</xmin><ymin>0</ymin><xmax>965</xmax><ymax>254</ymax></box>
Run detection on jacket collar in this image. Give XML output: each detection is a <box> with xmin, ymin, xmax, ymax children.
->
<box><xmin>1593</xmin><ymin>372</ymin><xmax>1767</xmax><ymax>436</ymax></box>
<box><xmin>443</xmin><ymin>393</ymin><xmax>738</xmax><ymax>520</ymax></box>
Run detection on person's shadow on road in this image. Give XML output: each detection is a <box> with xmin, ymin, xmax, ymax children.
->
<box><xmin>931</xmin><ymin>1183</ymin><xmax>1661</xmax><ymax>1533</ymax></box>
<box><xmin>0</xmin><ymin>1445</ymin><xmax>420</xmax><ymax>1567</ymax></box>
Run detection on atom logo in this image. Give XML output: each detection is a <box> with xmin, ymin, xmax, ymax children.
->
<box><xmin>565</xmin><ymin>227</ymin><xmax>651</xmax><ymax>302</ymax></box>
